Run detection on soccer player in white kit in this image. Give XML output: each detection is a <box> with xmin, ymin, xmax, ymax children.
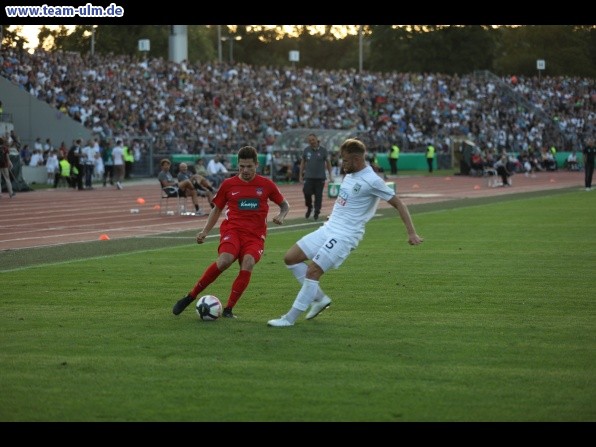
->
<box><xmin>268</xmin><ymin>138</ymin><xmax>424</xmax><ymax>327</ymax></box>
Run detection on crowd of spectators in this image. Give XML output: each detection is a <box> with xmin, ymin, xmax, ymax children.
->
<box><xmin>1</xmin><ymin>47</ymin><xmax>594</xmax><ymax>159</ymax></box>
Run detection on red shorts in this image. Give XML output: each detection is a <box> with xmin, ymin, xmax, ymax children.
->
<box><xmin>218</xmin><ymin>229</ymin><xmax>265</xmax><ymax>263</ymax></box>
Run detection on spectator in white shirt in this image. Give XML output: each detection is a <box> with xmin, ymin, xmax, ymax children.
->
<box><xmin>82</xmin><ymin>139</ymin><xmax>96</xmax><ymax>189</ymax></box>
<box><xmin>206</xmin><ymin>155</ymin><xmax>229</xmax><ymax>188</ymax></box>
<box><xmin>111</xmin><ymin>140</ymin><xmax>125</xmax><ymax>190</ymax></box>
<box><xmin>33</xmin><ymin>137</ymin><xmax>43</xmax><ymax>152</ymax></box>
<box><xmin>566</xmin><ymin>151</ymin><xmax>579</xmax><ymax>171</ymax></box>
<box><xmin>29</xmin><ymin>149</ymin><xmax>44</xmax><ymax>167</ymax></box>
<box><xmin>45</xmin><ymin>149</ymin><xmax>59</xmax><ymax>185</ymax></box>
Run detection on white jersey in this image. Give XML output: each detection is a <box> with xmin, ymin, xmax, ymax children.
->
<box><xmin>324</xmin><ymin>165</ymin><xmax>395</xmax><ymax>243</ymax></box>
<box><xmin>112</xmin><ymin>145</ymin><xmax>125</xmax><ymax>165</ymax></box>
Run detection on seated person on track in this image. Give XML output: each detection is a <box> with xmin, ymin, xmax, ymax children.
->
<box><xmin>157</xmin><ymin>159</ymin><xmax>204</xmax><ymax>214</ymax></box>
<box><xmin>177</xmin><ymin>162</ymin><xmax>215</xmax><ymax>207</ymax></box>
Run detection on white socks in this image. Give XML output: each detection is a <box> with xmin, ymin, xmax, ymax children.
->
<box><xmin>287</xmin><ymin>263</ymin><xmax>327</xmax><ymax>302</ymax></box>
<box><xmin>285</xmin><ymin>278</ymin><xmax>319</xmax><ymax>323</ymax></box>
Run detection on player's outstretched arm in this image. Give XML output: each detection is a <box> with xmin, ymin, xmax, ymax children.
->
<box><xmin>272</xmin><ymin>199</ymin><xmax>290</xmax><ymax>225</ymax></box>
<box><xmin>196</xmin><ymin>207</ymin><xmax>223</xmax><ymax>244</ymax></box>
<box><xmin>387</xmin><ymin>195</ymin><xmax>424</xmax><ymax>246</ymax></box>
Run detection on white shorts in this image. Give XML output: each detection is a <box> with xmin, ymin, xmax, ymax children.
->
<box><xmin>297</xmin><ymin>225</ymin><xmax>356</xmax><ymax>272</ymax></box>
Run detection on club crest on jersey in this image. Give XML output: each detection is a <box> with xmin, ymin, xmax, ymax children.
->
<box><xmin>256</xmin><ymin>187</ymin><xmax>263</xmax><ymax>196</ymax></box>
<box><xmin>353</xmin><ymin>183</ymin><xmax>362</xmax><ymax>193</ymax></box>
<box><xmin>336</xmin><ymin>188</ymin><xmax>348</xmax><ymax>206</ymax></box>
<box><xmin>239</xmin><ymin>198</ymin><xmax>259</xmax><ymax>210</ymax></box>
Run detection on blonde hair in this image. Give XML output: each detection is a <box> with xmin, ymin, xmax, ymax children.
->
<box><xmin>339</xmin><ymin>138</ymin><xmax>366</xmax><ymax>156</ymax></box>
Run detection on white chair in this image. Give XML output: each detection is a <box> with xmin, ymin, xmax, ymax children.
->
<box><xmin>484</xmin><ymin>168</ymin><xmax>501</xmax><ymax>187</ymax></box>
<box><xmin>160</xmin><ymin>185</ymin><xmax>191</xmax><ymax>216</ymax></box>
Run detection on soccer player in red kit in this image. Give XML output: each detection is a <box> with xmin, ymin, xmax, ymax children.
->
<box><xmin>173</xmin><ymin>146</ymin><xmax>290</xmax><ymax>318</ymax></box>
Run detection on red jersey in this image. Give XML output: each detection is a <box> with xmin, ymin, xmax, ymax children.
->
<box><xmin>212</xmin><ymin>174</ymin><xmax>285</xmax><ymax>239</ymax></box>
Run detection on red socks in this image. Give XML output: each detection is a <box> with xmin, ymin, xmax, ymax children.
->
<box><xmin>190</xmin><ymin>262</ymin><xmax>222</xmax><ymax>298</ymax></box>
<box><xmin>225</xmin><ymin>270</ymin><xmax>252</xmax><ymax>309</ymax></box>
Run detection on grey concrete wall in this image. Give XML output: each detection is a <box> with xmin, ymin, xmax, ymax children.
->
<box><xmin>0</xmin><ymin>76</ymin><xmax>92</xmax><ymax>148</ymax></box>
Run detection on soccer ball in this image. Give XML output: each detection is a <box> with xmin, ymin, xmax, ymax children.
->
<box><xmin>195</xmin><ymin>295</ymin><xmax>223</xmax><ymax>321</ymax></box>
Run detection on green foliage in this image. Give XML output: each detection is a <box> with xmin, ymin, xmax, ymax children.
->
<box><xmin>1</xmin><ymin>190</ymin><xmax>595</xmax><ymax>421</ymax></box>
<box><xmin>368</xmin><ymin>25</ymin><xmax>496</xmax><ymax>74</ymax></box>
<box><xmin>35</xmin><ymin>25</ymin><xmax>214</xmax><ymax>60</ymax></box>
<box><xmin>493</xmin><ymin>25</ymin><xmax>596</xmax><ymax>77</ymax></box>
<box><xmin>1</xmin><ymin>25</ymin><xmax>30</xmax><ymax>50</ymax></box>
<box><xmin>25</xmin><ymin>24</ymin><xmax>595</xmax><ymax>76</ymax></box>
<box><xmin>367</xmin><ymin>25</ymin><xmax>408</xmax><ymax>72</ymax></box>
<box><xmin>188</xmin><ymin>26</ymin><xmax>216</xmax><ymax>62</ymax></box>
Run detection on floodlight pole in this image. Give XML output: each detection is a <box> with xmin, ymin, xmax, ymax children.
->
<box><xmin>358</xmin><ymin>25</ymin><xmax>363</xmax><ymax>73</ymax></box>
<box><xmin>91</xmin><ymin>25</ymin><xmax>96</xmax><ymax>56</ymax></box>
<box><xmin>221</xmin><ymin>34</ymin><xmax>241</xmax><ymax>63</ymax></box>
<box><xmin>217</xmin><ymin>25</ymin><xmax>222</xmax><ymax>63</ymax></box>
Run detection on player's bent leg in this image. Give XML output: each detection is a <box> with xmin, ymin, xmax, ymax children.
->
<box><xmin>287</xmin><ymin>263</ymin><xmax>328</xmax><ymax>304</ymax></box>
<box><xmin>305</xmin><ymin>295</ymin><xmax>331</xmax><ymax>320</ymax></box>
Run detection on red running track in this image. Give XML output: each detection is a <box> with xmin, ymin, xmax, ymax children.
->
<box><xmin>0</xmin><ymin>171</ymin><xmax>584</xmax><ymax>251</ymax></box>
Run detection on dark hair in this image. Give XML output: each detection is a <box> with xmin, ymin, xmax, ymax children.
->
<box><xmin>238</xmin><ymin>146</ymin><xmax>258</xmax><ymax>162</ymax></box>
<box><xmin>160</xmin><ymin>158</ymin><xmax>171</xmax><ymax>166</ymax></box>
